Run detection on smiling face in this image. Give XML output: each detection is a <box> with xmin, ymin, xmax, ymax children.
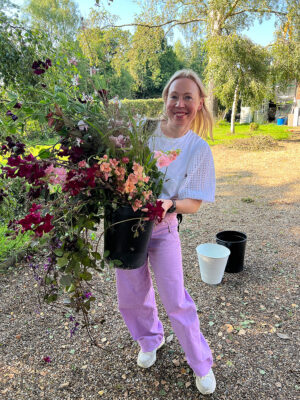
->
<box><xmin>164</xmin><ymin>77</ymin><xmax>203</xmax><ymax>134</ymax></box>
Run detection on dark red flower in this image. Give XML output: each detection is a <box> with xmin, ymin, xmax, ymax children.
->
<box><xmin>145</xmin><ymin>200</ymin><xmax>164</xmax><ymax>222</ymax></box>
<box><xmin>13</xmin><ymin>103</ymin><xmax>22</xmax><ymax>109</ymax></box>
<box><xmin>33</xmin><ymin>68</ymin><xmax>45</xmax><ymax>75</ymax></box>
<box><xmin>30</xmin><ymin>203</ymin><xmax>42</xmax><ymax>213</ymax></box>
<box><xmin>43</xmin><ymin>356</ymin><xmax>51</xmax><ymax>363</ymax></box>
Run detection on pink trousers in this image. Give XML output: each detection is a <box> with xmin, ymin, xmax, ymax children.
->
<box><xmin>115</xmin><ymin>213</ymin><xmax>213</xmax><ymax>376</ymax></box>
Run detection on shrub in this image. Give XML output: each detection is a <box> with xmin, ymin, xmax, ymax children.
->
<box><xmin>250</xmin><ymin>122</ymin><xmax>259</xmax><ymax>131</ymax></box>
<box><xmin>121</xmin><ymin>98</ymin><xmax>163</xmax><ymax>118</ymax></box>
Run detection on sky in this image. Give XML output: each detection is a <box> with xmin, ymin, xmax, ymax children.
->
<box><xmin>13</xmin><ymin>0</ymin><xmax>276</xmax><ymax>46</ymax></box>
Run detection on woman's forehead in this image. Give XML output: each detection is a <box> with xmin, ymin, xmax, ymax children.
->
<box><xmin>168</xmin><ymin>78</ymin><xmax>200</xmax><ymax>94</ymax></box>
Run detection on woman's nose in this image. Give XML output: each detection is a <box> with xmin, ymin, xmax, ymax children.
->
<box><xmin>175</xmin><ymin>97</ymin><xmax>185</xmax><ymax>107</ymax></box>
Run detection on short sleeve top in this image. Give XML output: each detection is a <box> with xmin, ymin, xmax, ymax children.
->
<box><xmin>148</xmin><ymin>124</ymin><xmax>215</xmax><ymax>202</ymax></box>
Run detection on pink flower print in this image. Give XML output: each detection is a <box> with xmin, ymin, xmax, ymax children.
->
<box><xmin>154</xmin><ymin>149</ymin><xmax>180</xmax><ymax>168</ymax></box>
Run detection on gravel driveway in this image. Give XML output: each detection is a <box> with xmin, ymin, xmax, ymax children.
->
<box><xmin>1</xmin><ymin>136</ymin><xmax>299</xmax><ymax>400</ymax></box>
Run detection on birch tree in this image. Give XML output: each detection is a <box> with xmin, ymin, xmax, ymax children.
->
<box><xmin>206</xmin><ymin>34</ymin><xmax>270</xmax><ymax>133</ymax></box>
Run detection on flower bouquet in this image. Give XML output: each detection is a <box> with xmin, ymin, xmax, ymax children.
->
<box><xmin>0</xmin><ymin>63</ymin><xmax>170</xmax><ymax>339</ymax></box>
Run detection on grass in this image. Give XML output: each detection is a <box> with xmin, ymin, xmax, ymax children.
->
<box><xmin>207</xmin><ymin>122</ymin><xmax>291</xmax><ymax>146</ymax></box>
<box><xmin>0</xmin><ymin>224</ymin><xmax>32</xmax><ymax>264</ymax></box>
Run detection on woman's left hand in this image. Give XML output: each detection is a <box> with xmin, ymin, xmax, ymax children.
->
<box><xmin>141</xmin><ymin>198</ymin><xmax>173</xmax><ymax>221</ymax></box>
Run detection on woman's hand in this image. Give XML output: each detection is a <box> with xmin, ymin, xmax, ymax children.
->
<box><xmin>141</xmin><ymin>199</ymin><xmax>173</xmax><ymax>221</ymax></box>
<box><xmin>157</xmin><ymin>199</ymin><xmax>173</xmax><ymax>219</ymax></box>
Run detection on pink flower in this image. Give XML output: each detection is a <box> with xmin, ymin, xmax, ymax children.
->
<box><xmin>132</xmin><ymin>199</ymin><xmax>143</xmax><ymax>212</ymax></box>
<box><xmin>109</xmin><ymin>158</ymin><xmax>119</xmax><ymax>168</ymax></box>
<box><xmin>45</xmin><ymin>165</ymin><xmax>67</xmax><ymax>185</ymax></box>
<box><xmin>68</xmin><ymin>57</ymin><xmax>78</xmax><ymax>66</ymax></box>
<box><xmin>78</xmin><ymin>160</ymin><xmax>88</xmax><ymax>168</ymax></box>
<box><xmin>122</xmin><ymin>157</ymin><xmax>129</xmax><ymax>164</ymax></box>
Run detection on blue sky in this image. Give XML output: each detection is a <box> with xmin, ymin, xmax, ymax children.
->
<box><xmin>14</xmin><ymin>0</ymin><xmax>276</xmax><ymax>46</ymax></box>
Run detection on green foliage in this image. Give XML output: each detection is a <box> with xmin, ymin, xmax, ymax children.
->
<box><xmin>206</xmin><ymin>34</ymin><xmax>270</xmax><ymax>109</ymax></box>
<box><xmin>250</xmin><ymin>122</ymin><xmax>260</xmax><ymax>131</ymax></box>
<box><xmin>23</xmin><ymin>0</ymin><xmax>81</xmax><ymax>42</ymax></box>
<box><xmin>121</xmin><ymin>98</ymin><xmax>163</xmax><ymax>118</ymax></box>
<box><xmin>0</xmin><ymin>224</ymin><xmax>32</xmax><ymax>263</ymax></box>
<box><xmin>0</xmin><ymin>5</ymin><xmax>51</xmax><ymax>89</ymax></box>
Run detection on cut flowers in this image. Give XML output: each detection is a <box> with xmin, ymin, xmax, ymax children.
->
<box><xmin>0</xmin><ymin>55</ymin><xmax>179</xmax><ymax>342</ymax></box>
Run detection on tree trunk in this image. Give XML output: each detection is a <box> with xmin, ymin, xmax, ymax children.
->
<box><xmin>230</xmin><ymin>84</ymin><xmax>239</xmax><ymax>134</ymax></box>
<box><xmin>207</xmin><ymin>80</ymin><xmax>218</xmax><ymax>120</ymax></box>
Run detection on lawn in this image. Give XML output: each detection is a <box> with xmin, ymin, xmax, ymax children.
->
<box><xmin>207</xmin><ymin>122</ymin><xmax>291</xmax><ymax>146</ymax></box>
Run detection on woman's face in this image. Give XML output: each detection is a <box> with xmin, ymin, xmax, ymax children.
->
<box><xmin>165</xmin><ymin>77</ymin><xmax>203</xmax><ymax>130</ymax></box>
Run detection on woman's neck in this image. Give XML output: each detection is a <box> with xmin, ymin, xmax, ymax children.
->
<box><xmin>161</xmin><ymin>120</ymin><xmax>190</xmax><ymax>138</ymax></box>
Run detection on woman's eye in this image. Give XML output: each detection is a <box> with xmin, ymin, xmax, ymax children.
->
<box><xmin>185</xmin><ymin>96</ymin><xmax>193</xmax><ymax>101</ymax></box>
<box><xmin>170</xmin><ymin>95</ymin><xmax>178</xmax><ymax>100</ymax></box>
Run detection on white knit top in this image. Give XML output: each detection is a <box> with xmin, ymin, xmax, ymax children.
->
<box><xmin>148</xmin><ymin>125</ymin><xmax>215</xmax><ymax>202</ymax></box>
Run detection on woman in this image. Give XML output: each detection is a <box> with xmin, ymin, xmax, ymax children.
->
<box><xmin>116</xmin><ymin>69</ymin><xmax>216</xmax><ymax>395</ymax></box>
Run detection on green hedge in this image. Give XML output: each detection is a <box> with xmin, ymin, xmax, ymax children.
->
<box><xmin>121</xmin><ymin>98</ymin><xmax>164</xmax><ymax>118</ymax></box>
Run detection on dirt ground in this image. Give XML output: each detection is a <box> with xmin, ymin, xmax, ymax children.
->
<box><xmin>0</xmin><ymin>136</ymin><xmax>299</xmax><ymax>400</ymax></box>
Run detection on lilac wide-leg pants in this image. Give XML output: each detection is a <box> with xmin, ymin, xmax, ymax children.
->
<box><xmin>115</xmin><ymin>213</ymin><xmax>213</xmax><ymax>377</ymax></box>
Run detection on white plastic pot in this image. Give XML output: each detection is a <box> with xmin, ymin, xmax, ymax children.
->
<box><xmin>196</xmin><ymin>243</ymin><xmax>231</xmax><ymax>285</ymax></box>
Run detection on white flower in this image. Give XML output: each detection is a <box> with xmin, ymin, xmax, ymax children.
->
<box><xmin>78</xmin><ymin>120</ymin><xmax>89</xmax><ymax>131</ymax></box>
<box><xmin>71</xmin><ymin>74</ymin><xmax>80</xmax><ymax>86</ymax></box>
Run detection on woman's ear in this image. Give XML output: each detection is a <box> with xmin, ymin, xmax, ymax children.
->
<box><xmin>198</xmin><ymin>99</ymin><xmax>204</xmax><ymax>110</ymax></box>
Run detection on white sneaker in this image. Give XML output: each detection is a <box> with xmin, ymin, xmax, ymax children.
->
<box><xmin>195</xmin><ymin>369</ymin><xmax>216</xmax><ymax>395</ymax></box>
<box><xmin>137</xmin><ymin>337</ymin><xmax>165</xmax><ymax>368</ymax></box>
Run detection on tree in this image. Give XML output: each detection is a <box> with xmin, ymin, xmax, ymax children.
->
<box><xmin>270</xmin><ymin>4</ymin><xmax>300</xmax><ymax>95</ymax></box>
<box><xmin>116</xmin><ymin>0</ymin><xmax>293</xmax><ymax>116</ymax></box>
<box><xmin>126</xmin><ymin>25</ymin><xmax>181</xmax><ymax>98</ymax></box>
<box><xmin>78</xmin><ymin>9</ymin><xmax>134</xmax><ymax>98</ymax></box>
<box><xmin>206</xmin><ymin>34</ymin><xmax>270</xmax><ymax>133</ymax></box>
<box><xmin>23</xmin><ymin>0</ymin><xmax>81</xmax><ymax>42</ymax></box>
<box><xmin>0</xmin><ymin>0</ymin><xmax>51</xmax><ymax>89</ymax></box>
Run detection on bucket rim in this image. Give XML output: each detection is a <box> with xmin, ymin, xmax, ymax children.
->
<box><xmin>216</xmin><ymin>230</ymin><xmax>247</xmax><ymax>243</ymax></box>
<box><xmin>196</xmin><ymin>243</ymin><xmax>231</xmax><ymax>259</ymax></box>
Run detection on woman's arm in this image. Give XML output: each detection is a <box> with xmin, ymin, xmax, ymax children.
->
<box><xmin>160</xmin><ymin>198</ymin><xmax>202</xmax><ymax>219</ymax></box>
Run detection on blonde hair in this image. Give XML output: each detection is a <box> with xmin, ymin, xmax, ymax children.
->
<box><xmin>162</xmin><ymin>69</ymin><xmax>213</xmax><ymax>139</ymax></box>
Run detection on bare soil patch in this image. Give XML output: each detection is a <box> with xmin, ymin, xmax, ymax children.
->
<box><xmin>1</xmin><ymin>136</ymin><xmax>299</xmax><ymax>400</ymax></box>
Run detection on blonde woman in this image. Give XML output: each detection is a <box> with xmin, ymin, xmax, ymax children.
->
<box><xmin>116</xmin><ymin>70</ymin><xmax>216</xmax><ymax>395</ymax></box>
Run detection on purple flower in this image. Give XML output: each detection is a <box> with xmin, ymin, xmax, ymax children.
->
<box><xmin>84</xmin><ymin>292</ymin><xmax>92</xmax><ymax>299</ymax></box>
<box><xmin>43</xmin><ymin>356</ymin><xmax>51</xmax><ymax>363</ymax></box>
<box><xmin>13</xmin><ymin>103</ymin><xmax>22</xmax><ymax>109</ymax></box>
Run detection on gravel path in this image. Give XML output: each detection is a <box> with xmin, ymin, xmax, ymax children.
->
<box><xmin>1</xmin><ymin>136</ymin><xmax>299</xmax><ymax>400</ymax></box>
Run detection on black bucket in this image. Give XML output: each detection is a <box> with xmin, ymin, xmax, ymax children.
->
<box><xmin>104</xmin><ymin>206</ymin><xmax>154</xmax><ymax>269</ymax></box>
<box><xmin>216</xmin><ymin>231</ymin><xmax>247</xmax><ymax>273</ymax></box>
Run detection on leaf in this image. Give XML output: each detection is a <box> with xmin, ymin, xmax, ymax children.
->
<box><xmin>166</xmin><ymin>334</ymin><xmax>174</xmax><ymax>343</ymax></box>
<box><xmin>209</xmin><ymin>321</ymin><xmax>214</xmax><ymax>326</ymax></box>
<box><xmin>259</xmin><ymin>369</ymin><xmax>266</xmax><ymax>375</ymax></box>
<box><xmin>60</xmin><ymin>275</ymin><xmax>73</xmax><ymax>287</ymax></box>
<box><xmin>276</xmin><ymin>333</ymin><xmax>290</xmax><ymax>340</ymax></box>
<box><xmin>70</xmin><ymin>349</ymin><xmax>75</xmax><ymax>354</ymax></box>
<box><xmin>38</xmin><ymin>149</ymin><xmax>51</xmax><ymax>159</ymax></box>
<box><xmin>80</xmin><ymin>271</ymin><xmax>93</xmax><ymax>281</ymax></box>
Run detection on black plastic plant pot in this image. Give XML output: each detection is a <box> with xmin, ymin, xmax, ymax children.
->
<box><xmin>216</xmin><ymin>231</ymin><xmax>247</xmax><ymax>273</ymax></box>
<box><xmin>104</xmin><ymin>205</ymin><xmax>154</xmax><ymax>269</ymax></box>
